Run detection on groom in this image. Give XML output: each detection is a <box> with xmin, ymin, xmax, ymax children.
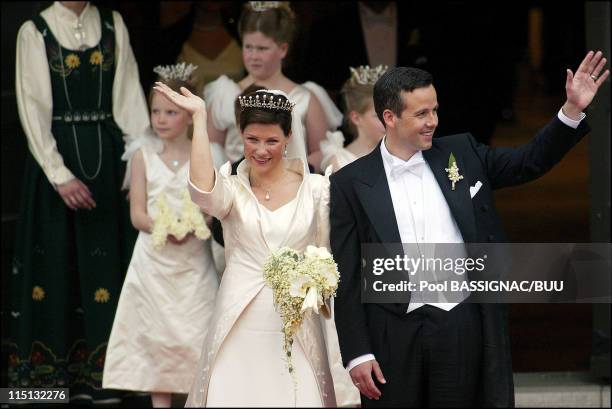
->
<box><xmin>330</xmin><ymin>51</ymin><xmax>608</xmax><ymax>407</ymax></box>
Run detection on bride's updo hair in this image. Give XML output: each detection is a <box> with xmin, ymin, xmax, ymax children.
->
<box><xmin>238</xmin><ymin>90</ymin><xmax>294</xmax><ymax>136</ymax></box>
<box><xmin>238</xmin><ymin>2</ymin><xmax>296</xmax><ymax>46</ymax></box>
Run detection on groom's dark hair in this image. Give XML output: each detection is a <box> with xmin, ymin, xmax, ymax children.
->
<box><xmin>373</xmin><ymin>67</ymin><xmax>433</xmax><ymax>124</ymax></box>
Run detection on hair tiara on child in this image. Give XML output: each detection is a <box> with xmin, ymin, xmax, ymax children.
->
<box><xmin>153</xmin><ymin>62</ymin><xmax>198</xmax><ymax>82</ymax></box>
<box><xmin>248</xmin><ymin>1</ymin><xmax>293</xmax><ymax>15</ymax></box>
<box><xmin>349</xmin><ymin>65</ymin><xmax>389</xmax><ymax>86</ymax></box>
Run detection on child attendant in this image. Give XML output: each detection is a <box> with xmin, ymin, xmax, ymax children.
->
<box><xmin>321</xmin><ymin>65</ymin><xmax>388</xmax><ymax>172</ymax></box>
<box><xmin>103</xmin><ymin>64</ymin><xmax>219</xmax><ymax>408</ymax></box>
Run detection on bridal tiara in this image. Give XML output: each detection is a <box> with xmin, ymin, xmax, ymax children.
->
<box><xmin>238</xmin><ymin>90</ymin><xmax>295</xmax><ymax>112</ymax></box>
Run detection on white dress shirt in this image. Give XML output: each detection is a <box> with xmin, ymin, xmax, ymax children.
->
<box><xmin>380</xmin><ymin>138</ymin><xmax>469</xmax><ymax>315</ymax></box>
<box><xmin>346</xmin><ymin>109</ymin><xmax>584</xmax><ymax>372</ymax></box>
<box><xmin>15</xmin><ymin>2</ymin><xmax>150</xmax><ymax>186</ymax></box>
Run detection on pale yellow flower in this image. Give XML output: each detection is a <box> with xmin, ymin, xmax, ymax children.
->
<box><xmin>289</xmin><ymin>274</ymin><xmax>313</xmax><ymax>298</ymax></box>
<box><xmin>32</xmin><ymin>286</ymin><xmax>45</xmax><ymax>301</ymax></box>
<box><xmin>94</xmin><ymin>288</ymin><xmax>110</xmax><ymax>303</ymax></box>
<box><xmin>170</xmin><ymin>218</ymin><xmax>190</xmax><ymax>240</ymax></box>
<box><xmin>89</xmin><ymin>50</ymin><xmax>103</xmax><ymax>65</ymax></box>
<box><xmin>64</xmin><ymin>54</ymin><xmax>80</xmax><ymax>69</ymax></box>
<box><xmin>151</xmin><ymin>189</ymin><xmax>211</xmax><ymax>249</ymax></box>
<box><xmin>305</xmin><ymin>245</ymin><xmax>332</xmax><ymax>260</ymax></box>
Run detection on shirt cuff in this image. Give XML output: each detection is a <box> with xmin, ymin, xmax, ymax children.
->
<box><xmin>558</xmin><ymin>108</ymin><xmax>586</xmax><ymax>129</ymax></box>
<box><xmin>346</xmin><ymin>354</ymin><xmax>376</xmax><ymax>372</ymax></box>
<box><xmin>47</xmin><ymin>165</ymin><xmax>75</xmax><ymax>187</ymax></box>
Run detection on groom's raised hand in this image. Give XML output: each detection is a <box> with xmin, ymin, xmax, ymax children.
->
<box><xmin>562</xmin><ymin>50</ymin><xmax>609</xmax><ymax>120</ymax></box>
<box><xmin>349</xmin><ymin>360</ymin><xmax>386</xmax><ymax>400</ymax></box>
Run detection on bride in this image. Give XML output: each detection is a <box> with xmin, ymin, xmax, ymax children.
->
<box><xmin>153</xmin><ymin>82</ymin><xmax>357</xmax><ymax>407</ymax></box>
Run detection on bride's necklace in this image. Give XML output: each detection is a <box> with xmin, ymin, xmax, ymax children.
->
<box><xmin>171</xmin><ymin>159</ymin><xmax>180</xmax><ymax>168</ymax></box>
<box><xmin>250</xmin><ymin>172</ymin><xmax>287</xmax><ymax>201</ymax></box>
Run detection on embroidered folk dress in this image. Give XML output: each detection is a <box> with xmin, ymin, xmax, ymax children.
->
<box><xmin>186</xmin><ymin>159</ymin><xmax>351</xmax><ymax>407</ymax></box>
<box><xmin>5</xmin><ymin>3</ymin><xmax>148</xmax><ymax>400</ymax></box>
<box><xmin>103</xmin><ymin>146</ymin><xmax>219</xmax><ymax>394</ymax></box>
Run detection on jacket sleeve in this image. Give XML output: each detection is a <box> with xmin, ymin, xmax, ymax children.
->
<box><xmin>330</xmin><ymin>174</ymin><xmax>372</xmax><ymax>365</ymax></box>
<box><xmin>469</xmin><ymin>116</ymin><xmax>590</xmax><ymax>189</ymax></box>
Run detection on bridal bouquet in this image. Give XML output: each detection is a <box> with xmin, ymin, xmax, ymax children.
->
<box><xmin>263</xmin><ymin>245</ymin><xmax>340</xmax><ymax>374</ymax></box>
<box><xmin>151</xmin><ymin>188</ymin><xmax>211</xmax><ymax>249</ymax></box>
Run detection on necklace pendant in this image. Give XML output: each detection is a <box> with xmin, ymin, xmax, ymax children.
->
<box><xmin>171</xmin><ymin>160</ymin><xmax>179</xmax><ymax>167</ymax></box>
<box><xmin>265</xmin><ymin>191</ymin><xmax>270</xmax><ymax>201</ymax></box>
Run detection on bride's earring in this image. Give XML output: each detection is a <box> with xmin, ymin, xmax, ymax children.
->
<box><xmin>283</xmin><ymin>145</ymin><xmax>288</xmax><ymax>158</ymax></box>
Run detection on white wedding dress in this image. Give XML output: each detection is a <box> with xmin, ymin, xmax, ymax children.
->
<box><xmin>186</xmin><ymin>159</ymin><xmax>359</xmax><ymax>407</ymax></box>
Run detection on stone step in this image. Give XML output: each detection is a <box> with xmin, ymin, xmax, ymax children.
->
<box><xmin>515</xmin><ymin>372</ymin><xmax>610</xmax><ymax>407</ymax></box>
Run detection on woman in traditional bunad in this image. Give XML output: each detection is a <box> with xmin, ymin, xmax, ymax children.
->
<box><xmin>6</xmin><ymin>1</ymin><xmax>148</xmax><ymax>403</ymax></box>
<box><xmin>203</xmin><ymin>1</ymin><xmax>342</xmax><ymax>173</ymax></box>
<box><xmin>153</xmin><ymin>77</ymin><xmax>356</xmax><ymax>406</ymax></box>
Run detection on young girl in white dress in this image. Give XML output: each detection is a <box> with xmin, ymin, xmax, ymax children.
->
<box><xmin>153</xmin><ymin>76</ymin><xmax>356</xmax><ymax>406</ymax></box>
<box><xmin>321</xmin><ymin>65</ymin><xmax>388</xmax><ymax>172</ymax></box>
<box><xmin>204</xmin><ymin>1</ymin><xmax>342</xmax><ymax>172</ymax></box>
<box><xmin>102</xmin><ymin>65</ymin><xmax>219</xmax><ymax>408</ymax></box>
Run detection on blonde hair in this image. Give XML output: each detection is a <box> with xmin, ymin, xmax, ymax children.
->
<box><xmin>148</xmin><ymin>78</ymin><xmax>197</xmax><ymax>139</ymax></box>
<box><xmin>340</xmin><ymin>80</ymin><xmax>375</xmax><ymax>137</ymax></box>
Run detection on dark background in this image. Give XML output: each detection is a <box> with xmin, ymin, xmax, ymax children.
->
<box><xmin>2</xmin><ymin>0</ymin><xmax>610</xmax><ymax>385</ymax></box>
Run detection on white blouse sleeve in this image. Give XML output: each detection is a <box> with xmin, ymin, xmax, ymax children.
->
<box><xmin>320</xmin><ymin>130</ymin><xmax>346</xmax><ymax>172</ymax></box>
<box><xmin>302</xmin><ymin>81</ymin><xmax>343</xmax><ymax>130</ymax></box>
<box><xmin>15</xmin><ymin>21</ymin><xmax>75</xmax><ymax>186</ymax></box>
<box><xmin>111</xmin><ymin>11</ymin><xmax>149</xmax><ymax>145</ymax></box>
<box><xmin>188</xmin><ymin>161</ymin><xmax>235</xmax><ymax>220</ymax></box>
<box><xmin>203</xmin><ymin>75</ymin><xmax>237</xmax><ymax>132</ymax></box>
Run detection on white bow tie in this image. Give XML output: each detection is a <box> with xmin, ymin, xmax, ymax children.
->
<box><xmin>389</xmin><ymin>157</ymin><xmax>425</xmax><ymax>179</ymax></box>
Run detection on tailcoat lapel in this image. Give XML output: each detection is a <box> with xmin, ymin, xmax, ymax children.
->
<box><xmin>354</xmin><ymin>146</ymin><xmax>402</xmax><ymax>244</ymax></box>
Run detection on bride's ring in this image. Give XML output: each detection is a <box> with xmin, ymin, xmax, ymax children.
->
<box><xmin>590</xmin><ymin>74</ymin><xmax>598</xmax><ymax>80</ymax></box>
<box><xmin>354</xmin><ymin>382</ymin><xmax>360</xmax><ymax>386</ymax></box>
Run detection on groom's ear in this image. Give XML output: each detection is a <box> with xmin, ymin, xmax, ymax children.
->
<box><xmin>382</xmin><ymin>109</ymin><xmax>395</xmax><ymax>129</ymax></box>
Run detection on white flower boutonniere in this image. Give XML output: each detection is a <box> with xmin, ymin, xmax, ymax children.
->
<box><xmin>445</xmin><ymin>153</ymin><xmax>464</xmax><ymax>190</ymax></box>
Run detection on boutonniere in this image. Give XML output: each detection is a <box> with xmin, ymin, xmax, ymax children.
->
<box><xmin>445</xmin><ymin>153</ymin><xmax>464</xmax><ymax>190</ymax></box>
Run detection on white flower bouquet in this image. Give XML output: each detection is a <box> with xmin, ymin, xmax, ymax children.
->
<box><xmin>263</xmin><ymin>245</ymin><xmax>340</xmax><ymax>374</ymax></box>
<box><xmin>151</xmin><ymin>188</ymin><xmax>211</xmax><ymax>249</ymax></box>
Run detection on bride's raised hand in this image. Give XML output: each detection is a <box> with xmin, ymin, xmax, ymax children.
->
<box><xmin>153</xmin><ymin>82</ymin><xmax>206</xmax><ymax>118</ymax></box>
